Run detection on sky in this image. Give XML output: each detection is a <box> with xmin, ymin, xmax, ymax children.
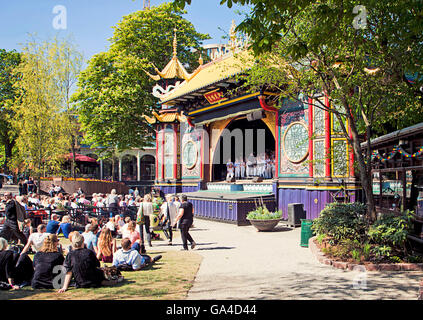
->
<box><xmin>1</xmin><ymin>0</ymin><xmax>249</xmax><ymax>62</ymax></box>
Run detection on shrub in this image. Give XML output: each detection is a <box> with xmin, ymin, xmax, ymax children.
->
<box><xmin>312</xmin><ymin>202</ymin><xmax>367</xmax><ymax>244</ymax></box>
<box><xmin>367</xmin><ymin>211</ymin><xmax>413</xmax><ymax>249</ymax></box>
<box><xmin>247</xmin><ymin>206</ymin><xmax>282</xmax><ymax>220</ymax></box>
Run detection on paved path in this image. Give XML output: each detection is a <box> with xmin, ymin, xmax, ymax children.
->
<box><xmin>157</xmin><ymin>218</ymin><xmax>422</xmax><ymax>300</ymax></box>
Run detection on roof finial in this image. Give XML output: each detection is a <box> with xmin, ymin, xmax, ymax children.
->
<box><xmin>173</xmin><ymin>28</ymin><xmax>178</xmax><ymax>57</ymax></box>
<box><xmin>229</xmin><ymin>20</ymin><xmax>237</xmax><ymax>52</ymax></box>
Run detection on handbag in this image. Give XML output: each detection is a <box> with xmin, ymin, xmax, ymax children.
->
<box><xmin>101</xmin><ymin>266</ymin><xmax>124</xmax><ymax>281</ymax></box>
<box><xmin>136</xmin><ymin>204</ymin><xmax>145</xmax><ymax>225</ymax></box>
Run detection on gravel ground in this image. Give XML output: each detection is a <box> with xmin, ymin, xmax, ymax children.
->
<box><xmin>159</xmin><ymin>218</ymin><xmax>423</xmax><ymax>300</ymax></box>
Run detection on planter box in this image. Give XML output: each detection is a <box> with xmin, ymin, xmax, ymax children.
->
<box><xmin>247</xmin><ymin>218</ymin><xmax>281</xmax><ymax>231</ymax></box>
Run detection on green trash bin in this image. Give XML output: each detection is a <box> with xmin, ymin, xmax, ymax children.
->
<box><xmin>300</xmin><ymin>219</ymin><xmax>313</xmax><ymax>247</ymax></box>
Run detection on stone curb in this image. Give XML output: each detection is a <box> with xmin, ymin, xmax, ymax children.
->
<box><xmin>308</xmin><ymin>236</ymin><xmax>423</xmax><ymax>272</ymax></box>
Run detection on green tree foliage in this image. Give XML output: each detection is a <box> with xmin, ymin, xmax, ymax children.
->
<box><xmin>0</xmin><ymin>49</ymin><xmax>21</xmax><ymax>173</ymax></box>
<box><xmin>175</xmin><ymin>0</ymin><xmax>423</xmax><ymax>220</ymax></box>
<box><xmin>72</xmin><ymin>2</ymin><xmax>210</xmax><ymax>157</ymax></box>
<box><xmin>10</xmin><ymin>37</ymin><xmax>73</xmax><ymax>187</ymax></box>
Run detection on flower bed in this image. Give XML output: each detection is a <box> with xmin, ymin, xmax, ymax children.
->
<box><xmin>311</xmin><ymin>202</ymin><xmax>423</xmax><ymax>266</ymax></box>
<box><xmin>309</xmin><ymin>236</ymin><xmax>423</xmax><ymax>271</ymax></box>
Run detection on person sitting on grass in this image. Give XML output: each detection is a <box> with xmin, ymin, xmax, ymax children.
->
<box><xmin>56</xmin><ymin>215</ymin><xmax>72</xmax><ymax>239</ymax></box>
<box><xmin>31</xmin><ymin>234</ymin><xmax>65</xmax><ymax>289</ymax></box>
<box><xmin>0</xmin><ymin>237</ymin><xmax>20</xmax><ymax>290</ymax></box>
<box><xmin>96</xmin><ymin>227</ymin><xmax>116</xmax><ymax>263</ymax></box>
<box><xmin>58</xmin><ymin>232</ymin><xmax>121</xmax><ymax>293</ymax></box>
<box><xmin>46</xmin><ymin>214</ymin><xmax>60</xmax><ymax>234</ymax></box>
<box><xmin>83</xmin><ymin>223</ymin><xmax>99</xmax><ymax>254</ymax></box>
<box><xmin>22</xmin><ymin>219</ymin><xmax>33</xmax><ymax>241</ymax></box>
<box><xmin>112</xmin><ymin>238</ymin><xmax>161</xmax><ymax>271</ymax></box>
<box><xmin>20</xmin><ymin>224</ymin><xmax>49</xmax><ymax>255</ymax></box>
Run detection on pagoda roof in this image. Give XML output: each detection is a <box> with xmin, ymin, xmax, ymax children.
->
<box><xmin>145</xmin><ymin>29</ymin><xmax>203</xmax><ymax>82</ymax></box>
<box><xmin>159</xmin><ymin>49</ymin><xmax>255</xmax><ymax>105</ymax></box>
<box><xmin>143</xmin><ymin>110</ymin><xmax>187</xmax><ymax>125</ymax></box>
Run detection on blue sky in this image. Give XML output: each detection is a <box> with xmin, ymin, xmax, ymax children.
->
<box><xmin>1</xmin><ymin>0</ymin><xmax>248</xmax><ymax>62</ymax></box>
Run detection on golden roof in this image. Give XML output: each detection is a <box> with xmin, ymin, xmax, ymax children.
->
<box><xmin>144</xmin><ymin>29</ymin><xmax>203</xmax><ymax>82</ymax></box>
<box><xmin>160</xmin><ymin>49</ymin><xmax>254</xmax><ymax>104</ymax></box>
<box><xmin>143</xmin><ymin>111</ymin><xmax>187</xmax><ymax>124</ymax></box>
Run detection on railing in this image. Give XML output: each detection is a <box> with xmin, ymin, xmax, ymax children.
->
<box><xmin>0</xmin><ymin>204</ymin><xmax>139</xmax><ymax>228</ymax></box>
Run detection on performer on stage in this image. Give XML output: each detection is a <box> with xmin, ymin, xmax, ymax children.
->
<box><xmin>265</xmin><ymin>153</ymin><xmax>272</xmax><ymax>179</ymax></box>
<box><xmin>234</xmin><ymin>157</ymin><xmax>241</xmax><ymax>180</ymax></box>
<box><xmin>247</xmin><ymin>153</ymin><xmax>256</xmax><ymax>178</ymax></box>
<box><xmin>258</xmin><ymin>153</ymin><xmax>266</xmax><ymax>178</ymax></box>
<box><xmin>240</xmin><ymin>158</ymin><xmax>246</xmax><ymax>179</ymax></box>
<box><xmin>226</xmin><ymin>159</ymin><xmax>234</xmax><ymax>180</ymax></box>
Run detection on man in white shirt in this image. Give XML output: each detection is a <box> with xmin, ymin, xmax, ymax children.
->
<box><xmin>20</xmin><ymin>224</ymin><xmax>49</xmax><ymax>255</ymax></box>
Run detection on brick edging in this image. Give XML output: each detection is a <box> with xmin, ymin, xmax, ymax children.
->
<box><xmin>308</xmin><ymin>236</ymin><xmax>423</xmax><ymax>272</ymax></box>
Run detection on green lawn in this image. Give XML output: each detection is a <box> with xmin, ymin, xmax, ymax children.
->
<box><xmin>0</xmin><ymin>231</ymin><xmax>203</xmax><ymax>300</ymax></box>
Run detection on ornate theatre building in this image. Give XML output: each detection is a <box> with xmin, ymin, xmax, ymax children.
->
<box><xmin>144</xmin><ymin>26</ymin><xmax>360</xmax><ymax>225</ymax></box>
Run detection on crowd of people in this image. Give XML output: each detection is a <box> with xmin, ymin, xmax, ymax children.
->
<box><xmin>226</xmin><ymin>151</ymin><xmax>276</xmax><ymax>180</ymax></box>
<box><xmin>0</xmin><ymin>187</ymin><xmax>197</xmax><ymax>293</ymax></box>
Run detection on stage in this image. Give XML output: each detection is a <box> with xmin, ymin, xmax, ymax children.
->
<box><xmin>184</xmin><ymin>182</ymin><xmax>277</xmax><ymax>226</ymax></box>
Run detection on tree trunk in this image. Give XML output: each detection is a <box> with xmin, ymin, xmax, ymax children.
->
<box><xmin>3</xmin><ymin>137</ymin><xmax>15</xmax><ymax>175</ymax></box>
<box><xmin>71</xmin><ymin>136</ymin><xmax>76</xmax><ymax>180</ymax></box>
<box><xmin>348</xmin><ymin>117</ymin><xmax>377</xmax><ymax>222</ymax></box>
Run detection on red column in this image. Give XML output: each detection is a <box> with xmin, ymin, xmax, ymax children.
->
<box><xmin>173</xmin><ymin>124</ymin><xmax>178</xmax><ymax>180</ymax></box>
<box><xmin>308</xmin><ymin>97</ymin><xmax>314</xmax><ymax>178</ymax></box>
<box><xmin>325</xmin><ymin>95</ymin><xmax>331</xmax><ymax>180</ymax></box>
<box><xmin>275</xmin><ymin>111</ymin><xmax>279</xmax><ymax>178</ymax></box>
<box><xmin>200</xmin><ymin>128</ymin><xmax>204</xmax><ymax>179</ymax></box>
<box><xmin>156</xmin><ymin>125</ymin><xmax>160</xmax><ymax>180</ymax></box>
<box><xmin>161</xmin><ymin>126</ymin><xmax>165</xmax><ymax>180</ymax></box>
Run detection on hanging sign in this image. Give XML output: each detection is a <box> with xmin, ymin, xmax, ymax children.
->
<box><xmin>204</xmin><ymin>89</ymin><xmax>226</xmax><ymax>104</ymax></box>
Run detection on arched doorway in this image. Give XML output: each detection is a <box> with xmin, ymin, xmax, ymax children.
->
<box><xmin>140</xmin><ymin>155</ymin><xmax>155</xmax><ymax>180</ymax></box>
<box><xmin>103</xmin><ymin>157</ymin><xmax>119</xmax><ymax>181</ymax></box>
<box><xmin>212</xmin><ymin>117</ymin><xmax>276</xmax><ymax>181</ymax></box>
<box><xmin>121</xmin><ymin>155</ymin><xmax>137</xmax><ymax>181</ymax></box>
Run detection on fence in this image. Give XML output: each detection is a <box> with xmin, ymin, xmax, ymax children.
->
<box><xmin>0</xmin><ymin>204</ymin><xmax>139</xmax><ymax>230</ymax></box>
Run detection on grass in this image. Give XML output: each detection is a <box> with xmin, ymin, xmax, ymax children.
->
<box><xmin>0</xmin><ymin>231</ymin><xmax>203</xmax><ymax>300</ymax></box>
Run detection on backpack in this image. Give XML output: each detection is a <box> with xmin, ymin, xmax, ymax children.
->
<box><xmin>136</xmin><ymin>205</ymin><xmax>145</xmax><ymax>225</ymax></box>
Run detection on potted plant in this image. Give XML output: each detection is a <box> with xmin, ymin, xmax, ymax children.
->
<box><xmin>247</xmin><ymin>206</ymin><xmax>283</xmax><ymax>231</ymax></box>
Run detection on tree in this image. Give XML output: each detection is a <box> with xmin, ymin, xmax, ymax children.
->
<box><xmin>49</xmin><ymin>36</ymin><xmax>83</xmax><ymax>179</ymax></box>
<box><xmin>0</xmin><ymin>49</ymin><xmax>21</xmax><ymax>174</ymax></box>
<box><xmin>175</xmin><ymin>0</ymin><xmax>423</xmax><ymax>221</ymax></box>
<box><xmin>73</xmin><ymin>2</ymin><xmax>210</xmax><ymax>158</ymax></box>
<box><xmin>10</xmin><ymin>37</ymin><xmax>73</xmax><ymax>189</ymax></box>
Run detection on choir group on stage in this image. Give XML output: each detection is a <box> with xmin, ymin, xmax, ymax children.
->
<box><xmin>226</xmin><ymin>152</ymin><xmax>276</xmax><ymax>180</ymax></box>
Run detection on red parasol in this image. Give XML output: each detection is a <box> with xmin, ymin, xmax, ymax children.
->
<box><xmin>65</xmin><ymin>153</ymin><xmax>98</xmax><ymax>163</ymax></box>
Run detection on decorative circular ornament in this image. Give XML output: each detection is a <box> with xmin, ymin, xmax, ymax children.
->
<box><xmin>283</xmin><ymin>121</ymin><xmax>309</xmax><ymax>163</ymax></box>
<box><xmin>182</xmin><ymin>140</ymin><xmax>198</xmax><ymax>170</ymax></box>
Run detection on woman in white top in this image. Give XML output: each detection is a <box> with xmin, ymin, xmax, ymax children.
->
<box><xmin>136</xmin><ymin>194</ymin><xmax>153</xmax><ymax>252</ymax></box>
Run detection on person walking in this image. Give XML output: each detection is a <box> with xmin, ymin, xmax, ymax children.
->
<box><xmin>160</xmin><ymin>194</ymin><xmax>176</xmax><ymax>245</ymax></box>
<box><xmin>135</xmin><ymin>194</ymin><xmax>153</xmax><ymax>253</ymax></box>
<box><xmin>0</xmin><ymin>193</ymin><xmax>28</xmax><ymax>245</ymax></box>
<box><xmin>173</xmin><ymin>195</ymin><xmax>196</xmax><ymax>251</ymax></box>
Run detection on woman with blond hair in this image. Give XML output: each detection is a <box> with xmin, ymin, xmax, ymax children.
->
<box><xmin>31</xmin><ymin>234</ymin><xmax>65</xmax><ymax>289</ymax></box>
<box><xmin>57</xmin><ymin>215</ymin><xmax>72</xmax><ymax>239</ymax></box>
<box><xmin>96</xmin><ymin>227</ymin><xmax>116</xmax><ymax>263</ymax></box>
